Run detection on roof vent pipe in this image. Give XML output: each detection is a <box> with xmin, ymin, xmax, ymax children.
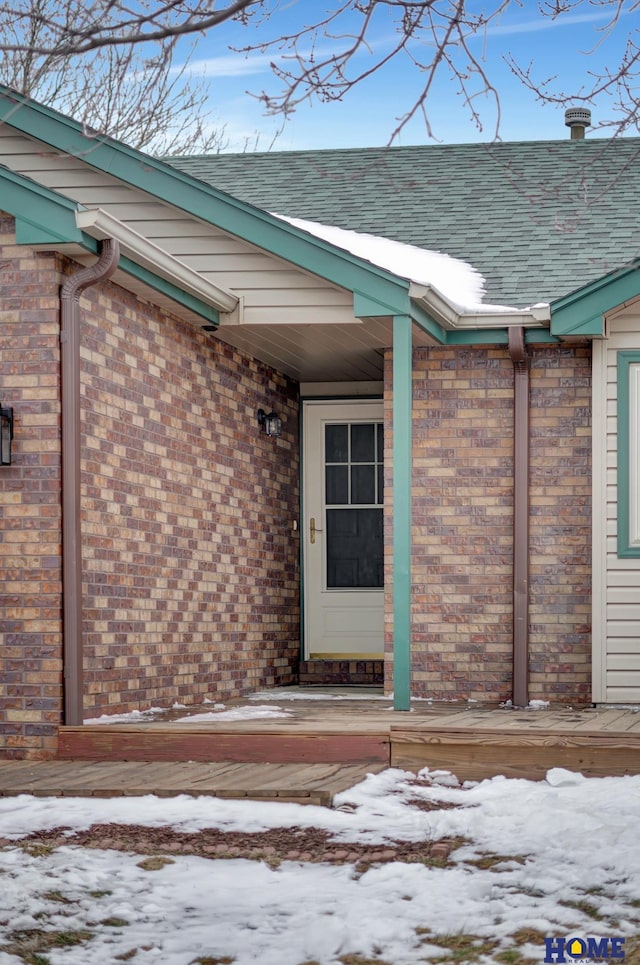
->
<box><xmin>564</xmin><ymin>107</ymin><xmax>591</xmax><ymax>140</ymax></box>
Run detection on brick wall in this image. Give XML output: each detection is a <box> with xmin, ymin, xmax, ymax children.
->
<box><xmin>528</xmin><ymin>345</ymin><xmax>591</xmax><ymax>702</ymax></box>
<box><xmin>0</xmin><ymin>219</ymin><xmax>63</xmax><ymax>758</ymax></box>
<box><xmin>0</xmin><ymin>219</ymin><xmax>300</xmax><ymax>757</ymax></box>
<box><xmin>384</xmin><ymin>342</ymin><xmax>591</xmax><ymax>705</ymax></box>
<box><xmin>79</xmin><ymin>275</ymin><xmax>300</xmax><ymax>717</ymax></box>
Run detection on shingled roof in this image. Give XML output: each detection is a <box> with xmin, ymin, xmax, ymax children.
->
<box><xmin>169</xmin><ymin>138</ymin><xmax>640</xmax><ymax>308</ymax></box>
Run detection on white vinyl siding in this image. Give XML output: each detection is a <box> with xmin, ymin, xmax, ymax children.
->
<box><xmin>593</xmin><ymin>311</ymin><xmax>640</xmax><ymax>702</ymax></box>
<box><xmin>625</xmin><ymin>361</ymin><xmax>640</xmax><ymax>548</ymax></box>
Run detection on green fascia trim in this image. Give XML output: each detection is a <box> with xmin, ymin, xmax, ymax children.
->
<box><xmin>0</xmin><ymin>166</ymin><xmax>218</xmax><ymax>324</ymax></box>
<box><xmin>445</xmin><ymin>328</ymin><xmax>558</xmax><ymax>346</ymax></box>
<box><xmin>408</xmin><ymin>301</ymin><xmax>447</xmax><ymax>344</ymax></box>
<box><xmin>617</xmin><ymin>352</ymin><xmax>640</xmax><ymax>558</ymax></box>
<box><xmin>15</xmin><ymin>219</ymin><xmax>78</xmax><ymax>246</ymax></box>
<box><xmin>0</xmin><ymin>168</ymin><xmax>82</xmax><ymax>245</ymax></box>
<box><xmin>446</xmin><ymin>328</ymin><xmax>509</xmax><ymax>345</ymax></box>
<box><xmin>0</xmin><ymin>88</ymin><xmax>409</xmax><ymax>316</ymax></box>
<box><xmin>17</xmin><ymin>220</ymin><xmax>219</xmax><ymax>324</ymax></box>
<box><xmin>551</xmin><ymin>263</ymin><xmax>640</xmax><ymax>338</ymax></box>
<box><xmin>353</xmin><ymin>291</ymin><xmax>408</xmax><ymax>318</ymax></box>
<box><xmin>392</xmin><ymin>314</ymin><xmax>412</xmax><ymax>711</ymax></box>
<box><xmin>118</xmin><ymin>255</ymin><xmax>219</xmax><ymax>325</ymax></box>
<box><xmin>524</xmin><ymin>328</ymin><xmax>558</xmax><ymax>344</ymax></box>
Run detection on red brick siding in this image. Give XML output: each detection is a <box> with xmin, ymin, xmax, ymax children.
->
<box><xmin>528</xmin><ymin>345</ymin><xmax>591</xmax><ymax>702</ymax></box>
<box><xmin>384</xmin><ymin>343</ymin><xmax>591</xmax><ymax>704</ymax></box>
<box><xmin>0</xmin><ymin>220</ymin><xmax>63</xmax><ymax>758</ymax></box>
<box><xmin>0</xmin><ymin>219</ymin><xmax>300</xmax><ymax>757</ymax></box>
<box><xmin>79</xmin><ymin>278</ymin><xmax>300</xmax><ymax>716</ymax></box>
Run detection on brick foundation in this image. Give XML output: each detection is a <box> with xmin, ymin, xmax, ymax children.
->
<box><xmin>299</xmin><ymin>660</ymin><xmax>384</xmax><ymax>687</ymax></box>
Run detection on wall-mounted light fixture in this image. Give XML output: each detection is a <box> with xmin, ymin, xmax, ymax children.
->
<box><xmin>0</xmin><ymin>404</ymin><xmax>14</xmax><ymax>465</ymax></box>
<box><xmin>257</xmin><ymin>408</ymin><xmax>282</xmax><ymax>438</ymax></box>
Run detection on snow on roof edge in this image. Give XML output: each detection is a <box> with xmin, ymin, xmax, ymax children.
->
<box><xmin>271</xmin><ymin>212</ymin><xmax>546</xmax><ymax>316</ymax></box>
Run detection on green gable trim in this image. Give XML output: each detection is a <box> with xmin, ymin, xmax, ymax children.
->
<box><xmin>119</xmin><ymin>256</ymin><xmax>219</xmax><ymax>325</ymax></box>
<box><xmin>0</xmin><ymin>163</ymin><xmax>218</xmax><ymax>325</ymax></box>
<box><xmin>0</xmin><ymin>167</ymin><xmax>83</xmax><ymax>246</ymax></box>
<box><xmin>551</xmin><ymin>263</ymin><xmax>640</xmax><ymax>338</ymax></box>
<box><xmin>408</xmin><ymin>301</ymin><xmax>447</xmax><ymax>344</ymax></box>
<box><xmin>617</xmin><ymin>351</ymin><xmax>640</xmax><ymax>558</ymax></box>
<box><xmin>0</xmin><ymin>87</ymin><xmax>410</xmax><ymax>317</ymax></box>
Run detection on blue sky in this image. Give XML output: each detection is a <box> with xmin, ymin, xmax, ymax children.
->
<box><xmin>180</xmin><ymin>1</ymin><xmax>638</xmax><ymax>151</ymax></box>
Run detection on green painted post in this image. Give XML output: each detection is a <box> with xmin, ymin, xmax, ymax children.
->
<box><xmin>393</xmin><ymin>315</ymin><xmax>412</xmax><ymax>711</ymax></box>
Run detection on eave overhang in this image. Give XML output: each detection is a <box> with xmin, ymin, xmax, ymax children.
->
<box><xmin>76</xmin><ymin>209</ymin><xmax>238</xmax><ymax>316</ymax></box>
<box><xmin>0</xmin><ymin>88</ymin><xmax>567</xmax><ymax>348</ymax></box>
<box><xmin>0</xmin><ymin>87</ymin><xmax>412</xmax><ymax>321</ymax></box>
<box><xmin>0</xmin><ymin>166</ymin><xmax>224</xmax><ymax>325</ymax></box>
<box><xmin>410</xmin><ymin>282</ymin><xmax>550</xmax><ymax>329</ymax></box>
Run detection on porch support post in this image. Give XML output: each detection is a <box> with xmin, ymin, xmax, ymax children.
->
<box><xmin>508</xmin><ymin>327</ymin><xmax>530</xmax><ymax>708</ymax></box>
<box><xmin>392</xmin><ymin>314</ymin><xmax>412</xmax><ymax>711</ymax></box>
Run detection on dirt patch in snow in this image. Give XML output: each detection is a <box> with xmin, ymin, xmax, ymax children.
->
<box><xmin>9</xmin><ymin>824</ymin><xmax>466</xmax><ymax>868</ymax></box>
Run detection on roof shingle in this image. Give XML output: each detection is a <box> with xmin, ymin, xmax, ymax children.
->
<box><xmin>169</xmin><ymin>139</ymin><xmax>640</xmax><ymax>307</ymax></box>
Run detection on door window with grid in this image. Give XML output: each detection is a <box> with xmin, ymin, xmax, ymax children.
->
<box><xmin>324</xmin><ymin>422</ymin><xmax>384</xmax><ymax>588</ymax></box>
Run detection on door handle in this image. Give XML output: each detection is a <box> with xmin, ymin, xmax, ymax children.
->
<box><xmin>310</xmin><ymin>517</ymin><xmax>323</xmax><ymax>544</ymax></box>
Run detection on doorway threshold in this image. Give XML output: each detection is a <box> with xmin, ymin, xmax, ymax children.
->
<box><xmin>299</xmin><ymin>658</ymin><xmax>384</xmax><ymax>687</ymax></box>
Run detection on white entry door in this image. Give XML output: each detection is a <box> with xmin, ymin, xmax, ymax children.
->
<box><xmin>303</xmin><ymin>400</ymin><xmax>384</xmax><ymax>658</ymax></box>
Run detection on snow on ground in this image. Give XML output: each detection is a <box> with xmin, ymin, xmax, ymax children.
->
<box><xmin>1</xmin><ymin>767</ymin><xmax>639</xmax><ymax>964</ymax></box>
<box><xmin>248</xmin><ymin>690</ymin><xmax>439</xmax><ymax>702</ymax></box>
<box><xmin>173</xmin><ymin>704</ymin><xmax>293</xmax><ymax>722</ymax></box>
<box><xmin>83</xmin><ymin>707</ymin><xmax>165</xmax><ymax>725</ymax></box>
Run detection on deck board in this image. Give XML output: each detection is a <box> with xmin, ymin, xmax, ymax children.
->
<box><xmin>389</xmin><ymin>722</ymin><xmax>640</xmax><ymax>781</ymax></box>
<box><xmin>42</xmin><ymin>697</ymin><xmax>640</xmax><ymax>786</ymax></box>
<box><xmin>0</xmin><ymin>759</ymin><xmax>382</xmax><ymax>806</ymax></box>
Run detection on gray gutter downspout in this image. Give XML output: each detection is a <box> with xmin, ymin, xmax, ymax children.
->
<box><xmin>508</xmin><ymin>327</ymin><xmax>530</xmax><ymax>708</ymax></box>
<box><xmin>61</xmin><ymin>239</ymin><xmax>120</xmax><ymax>726</ymax></box>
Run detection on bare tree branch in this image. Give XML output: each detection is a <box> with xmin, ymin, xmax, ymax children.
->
<box><xmin>505</xmin><ymin>0</ymin><xmax>640</xmax><ymax>136</ymax></box>
<box><xmin>1</xmin><ymin>0</ymin><xmax>640</xmax><ymax>146</ymax></box>
<box><xmin>0</xmin><ymin>0</ymin><xmax>263</xmax><ymax>56</ymax></box>
<box><xmin>0</xmin><ymin>3</ymin><xmax>230</xmax><ymax>153</ymax></box>
<box><xmin>242</xmin><ymin>1</ymin><xmax>512</xmax><ymax>141</ymax></box>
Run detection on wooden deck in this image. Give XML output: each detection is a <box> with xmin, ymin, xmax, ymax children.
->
<box><xmin>0</xmin><ymin>759</ymin><xmax>380</xmax><ymax>807</ymax></box>
<box><xmin>391</xmin><ymin>705</ymin><xmax>640</xmax><ymax>781</ymax></box>
<box><xmin>52</xmin><ymin>693</ymin><xmax>640</xmax><ymax>786</ymax></box>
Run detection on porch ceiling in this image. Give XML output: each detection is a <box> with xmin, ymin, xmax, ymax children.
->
<box><xmin>216</xmin><ymin>315</ymin><xmax>436</xmax><ymax>382</ymax></box>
